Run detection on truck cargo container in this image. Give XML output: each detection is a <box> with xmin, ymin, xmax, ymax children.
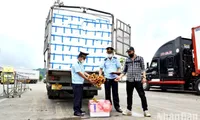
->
<box><xmin>43</xmin><ymin>1</ymin><xmax>131</xmax><ymax>99</ymax></box>
<box><xmin>15</xmin><ymin>68</ymin><xmax>39</xmax><ymax>84</ymax></box>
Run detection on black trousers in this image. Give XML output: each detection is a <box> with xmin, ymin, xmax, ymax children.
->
<box><xmin>104</xmin><ymin>78</ymin><xmax>120</xmax><ymax>109</ymax></box>
<box><xmin>126</xmin><ymin>81</ymin><xmax>148</xmax><ymax>111</ymax></box>
<box><xmin>72</xmin><ymin>84</ymin><xmax>83</xmax><ymax>114</ymax></box>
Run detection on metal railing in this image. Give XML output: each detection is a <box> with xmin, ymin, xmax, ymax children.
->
<box><xmin>0</xmin><ymin>73</ymin><xmax>32</xmax><ymax>98</ymax></box>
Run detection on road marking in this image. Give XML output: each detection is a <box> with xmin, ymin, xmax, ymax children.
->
<box><xmin>0</xmin><ymin>98</ymin><xmax>7</xmax><ymax>103</ymax></box>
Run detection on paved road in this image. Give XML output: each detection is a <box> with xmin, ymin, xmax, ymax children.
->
<box><xmin>0</xmin><ymin>82</ymin><xmax>199</xmax><ymax>120</ymax></box>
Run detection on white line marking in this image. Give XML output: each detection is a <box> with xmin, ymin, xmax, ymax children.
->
<box><xmin>0</xmin><ymin>98</ymin><xmax>7</xmax><ymax>103</ymax></box>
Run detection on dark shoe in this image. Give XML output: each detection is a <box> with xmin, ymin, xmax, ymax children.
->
<box><xmin>116</xmin><ymin>108</ymin><xmax>122</xmax><ymax>113</ymax></box>
<box><xmin>74</xmin><ymin>113</ymin><xmax>84</xmax><ymax>116</ymax></box>
<box><xmin>80</xmin><ymin>110</ymin><xmax>86</xmax><ymax>115</ymax></box>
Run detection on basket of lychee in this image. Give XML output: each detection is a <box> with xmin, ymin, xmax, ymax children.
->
<box><xmin>88</xmin><ymin>73</ymin><xmax>106</xmax><ymax>88</ymax></box>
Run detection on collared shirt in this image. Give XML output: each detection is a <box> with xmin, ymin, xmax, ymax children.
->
<box><xmin>71</xmin><ymin>61</ymin><xmax>85</xmax><ymax>84</ymax></box>
<box><xmin>100</xmin><ymin>57</ymin><xmax>121</xmax><ymax>79</ymax></box>
<box><xmin>122</xmin><ymin>55</ymin><xmax>145</xmax><ymax>82</ymax></box>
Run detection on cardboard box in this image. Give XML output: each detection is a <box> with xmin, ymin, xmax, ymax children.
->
<box><xmin>89</xmin><ymin>99</ymin><xmax>112</xmax><ymax>117</ymax></box>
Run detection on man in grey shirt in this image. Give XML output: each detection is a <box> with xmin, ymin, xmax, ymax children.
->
<box><xmin>115</xmin><ymin>46</ymin><xmax>151</xmax><ymax>117</ymax></box>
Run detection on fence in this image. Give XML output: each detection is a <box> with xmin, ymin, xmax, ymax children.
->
<box><xmin>0</xmin><ymin>72</ymin><xmax>32</xmax><ymax>98</ymax></box>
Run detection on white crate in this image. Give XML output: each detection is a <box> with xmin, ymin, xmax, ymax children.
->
<box><xmin>49</xmin><ymin>9</ymin><xmax>112</xmax><ymax>71</ymax></box>
<box><xmin>90</xmin><ymin>112</ymin><xmax>110</xmax><ymax>118</ymax></box>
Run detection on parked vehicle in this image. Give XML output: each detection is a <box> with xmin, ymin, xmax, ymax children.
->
<box><xmin>15</xmin><ymin>68</ymin><xmax>40</xmax><ymax>84</ymax></box>
<box><xmin>0</xmin><ymin>67</ymin><xmax>2</xmax><ymax>83</ymax></box>
<box><xmin>1</xmin><ymin>66</ymin><xmax>15</xmax><ymax>84</ymax></box>
<box><xmin>43</xmin><ymin>1</ymin><xmax>131</xmax><ymax>99</ymax></box>
<box><xmin>144</xmin><ymin>25</ymin><xmax>200</xmax><ymax>95</ymax></box>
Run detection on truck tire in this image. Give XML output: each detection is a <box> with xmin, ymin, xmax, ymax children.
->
<box><xmin>161</xmin><ymin>87</ymin><xmax>167</xmax><ymax>92</ymax></box>
<box><xmin>47</xmin><ymin>90</ymin><xmax>55</xmax><ymax>99</ymax></box>
<box><xmin>143</xmin><ymin>82</ymin><xmax>150</xmax><ymax>91</ymax></box>
<box><xmin>195</xmin><ymin>79</ymin><xmax>200</xmax><ymax>95</ymax></box>
<box><xmin>48</xmin><ymin>95</ymin><xmax>54</xmax><ymax>99</ymax></box>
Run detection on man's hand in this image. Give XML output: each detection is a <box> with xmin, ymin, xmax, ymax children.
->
<box><xmin>86</xmin><ymin>78</ymin><xmax>95</xmax><ymax>84</ymax></box>
<box><xmin>114</xmin><ymin>76</ymin><xmax>121</xmax><ymax>82</ymax></box>
<box><xmin>84</xmin><ymin>72</ymin><xmax>90</xmax><ymax>77</ymax></box>
<box><xmin>142</xmin><ymin>77</ymin><xmax>147</xmax><ymax>84</ymax></box>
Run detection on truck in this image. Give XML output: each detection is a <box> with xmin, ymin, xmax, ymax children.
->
<box><xmin>14</xmin><ymin>68</ymin><xmax>40</xmax><ymax>84</ymax></box>
<box><xmin>0</xmin><ymin>66</ymin><xmax>2</xmax><ymax>83</ymax></box>
<box><xmin>43</xmin><ymin>1</ymin><xmax>131</xmax><ymax>99</ymax></box>
<box><xmin>144</xmin><ymin>25</ymin><xmax>200</xmax><ymax>95</ymax></box>
<box><xmin>1</xmin><ymin>66</ymin><xmax>15</xmax><ymax>84</ymax></box>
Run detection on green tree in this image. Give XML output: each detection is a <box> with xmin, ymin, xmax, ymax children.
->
<box><xmin>119</xmin><ymin>57</ymin><xmax>125</xmax><ymax>65</ymax></box>
<box><xmin>39</xmin><ymin>74</ymin><xmax>43</xmax><ymax>81</ymax></box>
<box><xmin>119</xmin><ymin>57</ymin><xmax>125</xmax><ymax>69</ymax></box>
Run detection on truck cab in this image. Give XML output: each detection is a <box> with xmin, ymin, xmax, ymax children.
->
<box><xmin>144</xmin><ymin>36</ymin><xmax>199</xmax><ymax>93</ymax></box>
<box><xmin>1</xmin><ymin>66</ymin><xmax>15</xmax><ymax>84</ymax></box>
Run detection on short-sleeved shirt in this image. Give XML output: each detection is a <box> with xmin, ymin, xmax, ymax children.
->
<box><xmin>100</xmin><ymin>57</ymin><xmax>121</xmax><ymax>79</ymax></box>
<box><xmin>71</xmin><ymin>61</ymin><xmax>85</xmax><ymax>84</ymax></box>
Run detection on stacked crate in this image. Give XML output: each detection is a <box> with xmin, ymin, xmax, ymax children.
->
<box><xmin>49</xmin><ymin>9</ymin><xmax>112</xmax><ymax>71</ymax></box>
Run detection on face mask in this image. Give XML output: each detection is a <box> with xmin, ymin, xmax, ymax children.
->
<box><xmin>128</xmin><ymin>53</ymin><xmax>134</xmax><ymax>58</ymax></box>
<box><xmin>81</xmin><ymin>60</ymin><xmax>85</xmax><ymax>63</ymax></box>
<box><xmin>107</xmin><ymin>54</ymin><xmax>113</xmax><ymax>58</ymax></box>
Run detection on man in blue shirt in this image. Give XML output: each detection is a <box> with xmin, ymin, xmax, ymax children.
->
<box><xmin>71</xmin><ymin>51</ymin><xmax>93</xmax><ymax>116</ymax></box>
<box><xmin>99</xmin><ymin>47</ymin><xmax>122</xmax><ymax>113</ymax></box>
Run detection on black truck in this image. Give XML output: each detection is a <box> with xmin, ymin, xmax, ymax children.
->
<box><xmin>144</xmin><ymin>26</ymin><xmax>200</xmax><ymax>95</ymax></box>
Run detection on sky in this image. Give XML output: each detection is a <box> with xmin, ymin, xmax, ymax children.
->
<box><xmin>0</xmin><ymin>0</ymin><xmax>200</xmax><ymax>69</ymax></box>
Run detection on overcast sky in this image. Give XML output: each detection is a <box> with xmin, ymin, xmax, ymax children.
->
<box><xmin>0</xmin><ymin>0</ymin><xmax>200</xmax><ymax>69</ymax></box>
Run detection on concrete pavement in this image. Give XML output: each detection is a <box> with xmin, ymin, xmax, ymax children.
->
<box><xmin>0</xmin><ymin>82</ymin><xmax>199</xmax><ymax>120</ymax></box>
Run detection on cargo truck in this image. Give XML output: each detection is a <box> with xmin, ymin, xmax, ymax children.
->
<box><xmin>144</xmin><ymin>26</ymin><xmax>200</xmax><ymax>95</ymax></box>
<box><xmin>0</xmin><ymin>67</ymin><xmax>2</xmax><ymax>83</ymax></box>
<box><xmin>44</xmin><ymin>1</ymin><xmax>131</xmax><ymax>99</ymax></box>
<box><xmin>15</xmin><ymin>68</ymin><xmax>40</xmax><ymax>84</ymax></box>
<box><xmin>1</xmin><ymin>66</ymin><xmax>15</xmax><ymax>84</ymax></box>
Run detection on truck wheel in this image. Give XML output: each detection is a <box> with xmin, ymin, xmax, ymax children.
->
<box><xmin>48</xmin><ymin>95</ymin><xmax>54</xmax><ymax>99</ymax></box>
<box><xmin>47</xmin><ymin>90</ymin><xmax>55</xmax><ymax>99</ymax></box>
<box><xmin>143</xmin><ymin>82</ymin><xmax>150</xmax><ymax>91</ymax></box>
<box><xmin>161</xmin><ymin>87</ymin><xmax>167</xmax><ymax>92</ymax></box>
<box><xmin>195</xmin><ymin>79</ymin><xmax>200</xmax><ymax>95</ymax></box>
